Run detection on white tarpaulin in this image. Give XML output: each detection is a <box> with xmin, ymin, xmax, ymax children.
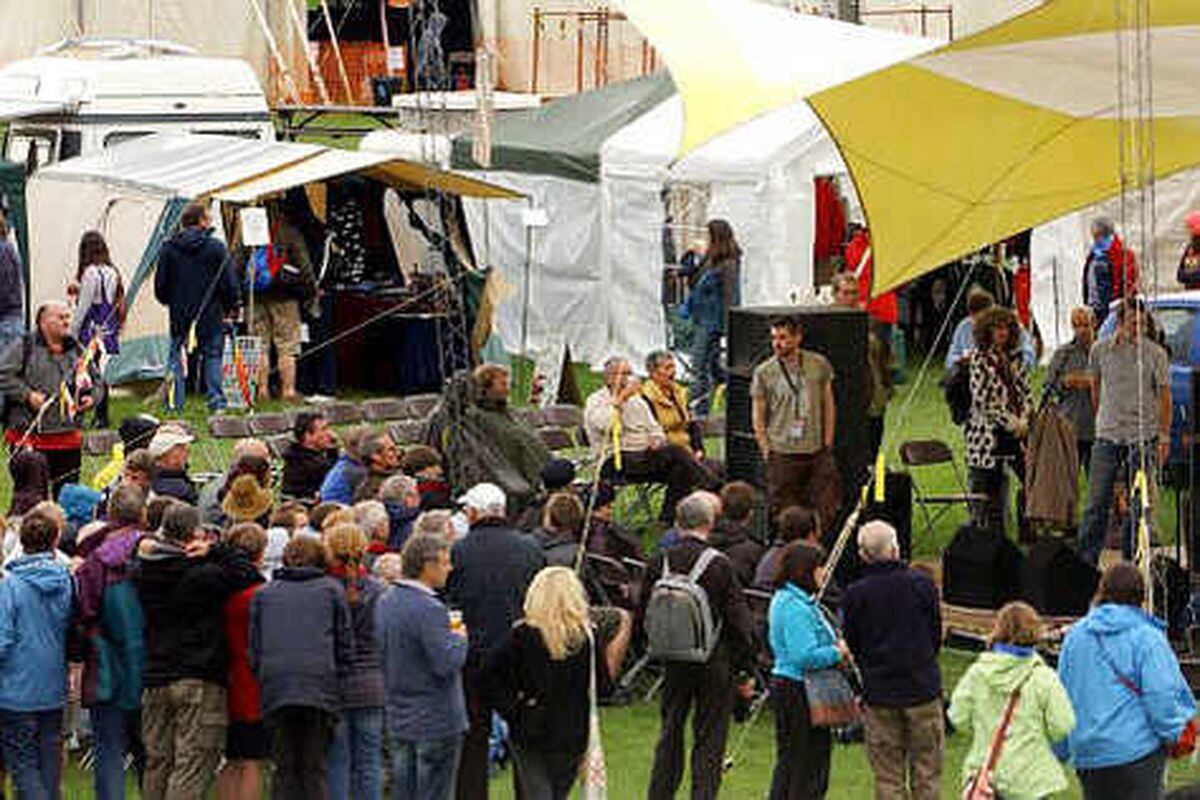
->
<box><xmin>460</xmin><ymin>172</ymin><xmax>609</xmax><ymax>366</ymax></box>
<box><xmin>1030</xmin><ymin>170</ymin><xmax>1200</xmax><ymax>357</ymax></box>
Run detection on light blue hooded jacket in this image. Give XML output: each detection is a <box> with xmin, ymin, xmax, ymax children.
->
<box><xmin>0</xmin><ymin>553</ymin><xmax>73</xmax><ymax>712</ymax></box>
<box><xmin>1057</xmin><ymin>602</ymin><xmax>1196</xmax><ymax>770</ymax></box>
<box><xmin>769</xmin><ymin>582</ymin><xmax>840</xmax><ymax>682</ymax></box>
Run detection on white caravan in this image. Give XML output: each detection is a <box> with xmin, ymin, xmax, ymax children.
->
<box><xmin>0</xmin><ymin>38</ymin><xmax>274</xmax><ymax>170</ymax></box>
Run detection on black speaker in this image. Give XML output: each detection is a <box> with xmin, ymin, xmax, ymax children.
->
<box><xmin>942</xmin><ymin>523</ymin><xmax>1024</xmax><ymax>609</ymax></box>
<box><xmin>1152</xmin><ymin>555</ymin><xmax>1191</xmax><ymax>641</ymax></box>
<box><xmin>726</xmin><ymin>306</ymin><xmax>871</xmax><ymax>503</ymax></box>
<box><xmin>832</xmin><ymin>472</ymin><xmax>914</xmax><ymax>586</ymax></box>
<box><xmin>1019</xmin><ymin>539</ymin><xmax>1099</xmax><ymax>616</ymax></box>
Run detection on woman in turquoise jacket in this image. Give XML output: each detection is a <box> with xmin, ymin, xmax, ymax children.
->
<box><xmin>767</xmin><ymin>541</ymin><xmax>848</xmax><ymax>799</ymax></box>
<box><xmin>1058</xmin><ymin>563</ymin><xmax>1196</xmax><ymax>800</ymax></box>
<box><xmin>949</xmin><ymin>601</ymin><xmax>1075</xmax><ymax>800</ymax></box>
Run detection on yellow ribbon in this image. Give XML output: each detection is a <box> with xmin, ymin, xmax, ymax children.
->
<box><xmin>1133</xmin><ymin>468</ymin><xmax>1151</xmax><ymax>565</ymax></box>
<box><xmin>91</xmin><ymin>442</ymin><xmax>125</xmax><ymax>490</ymax></box>
<box><xmin>58</xmin><ymin>381</ymin><xmax>73</xmax><ymax>420</ymax></box>
<box><xmin>187</xmin><ymin>323</ymin><xmax>198</xmax><ymax>354</ymax></box>
<box><xmin>874</xmin><ymin>451</ymin><xmax>886</xmax><ymax>503</ymax></box>
<box><xmin>611</xmin><ymin>405</ymin><xmax>623</xmax><ymax>472</ymax></box>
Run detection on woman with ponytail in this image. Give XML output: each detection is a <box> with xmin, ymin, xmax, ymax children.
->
<box><xmin>325</xmin><ymin>524</ymin><xmax>387</xmax><ymax>799</ymax></box>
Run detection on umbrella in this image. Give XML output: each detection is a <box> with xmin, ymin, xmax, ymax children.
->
<box><xmin>622</xmin><ymin>0</ymin><xmax>1200</xmax><ymax>294</ymax></box>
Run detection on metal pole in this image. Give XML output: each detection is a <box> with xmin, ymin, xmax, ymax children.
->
<box><xmin>247</xmin><ymin>0</ymin><xmax>303</xmax><ymax>103</ymax></box>
<box><xmin>320</xmin><ymin>0</ymin><xmax>355</xmax><ymax>103</ymax></box>
<box><xmin>531</xmin><ymin>7</ymin><xmax>541</xmax><ymax>93</ymax></box>
<box><xmin>287</xmin><ymin>0</ymin><xmax>330</xmax><ymax>104</ymax></box>
<box><xmin>521</xmin><ymin>197</ymin><xmax>534</xmax><ymax>401</ymax></box>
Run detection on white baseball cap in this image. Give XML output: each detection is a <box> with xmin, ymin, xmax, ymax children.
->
<box><xmin>457</xmin><ymin>482</ymin><xmax>507</xmax><ymax>513</ymax></box>
<box><xmin>147</xmin><ymin>424</ymin><xmax>194</xmax><ymax>460</ymax></box>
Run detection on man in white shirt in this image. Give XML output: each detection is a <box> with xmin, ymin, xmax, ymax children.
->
<box><xmin>584</xmin><ymin>357</ymin><xmax>712</xmax><ymax>522</ymax></box>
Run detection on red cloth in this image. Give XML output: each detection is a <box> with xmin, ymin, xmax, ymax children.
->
<box><xmin>1107</xmin><ymin>235</ymin><xmax>1139</xmax><ymax>298</ymax></box>
<box><xmin>225</xmin><ymin>583</ymin><xmax>264</xmax><ymax>722</ymax></box>
<box><xmin>812</xmin><ymin>177</ymin><xmax>846</xmax><ymax>262</ymax></box>
<box><xmin>5</xmin><ymin>428</ymin><xmax>82</xmax><ymax>451</ymax></box>
<box><xmin>1014</xmin><ymin>262</ymin><xmax>1032</xmax><ymax>328</ymax></box>
<box><xmin>845</xmin><ymin>230</ymin><xmax>899</xmax><ymax>325</ymax></box>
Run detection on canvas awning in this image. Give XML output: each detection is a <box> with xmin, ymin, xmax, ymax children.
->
<box><xmin>33</xmin><ymin>133</ymin><xmax>321</xmax><ymax>197</ymax></box>
<box><xmin>451</xmin><ymin>72</ymin><xmax>675</xmax><ymax>183</ymax></box>
<box><xmin>623</xmin><ymin>0</ymin><xmax>1200</xmax><ymax>294</ymax></box>
<box><xmin>213</xmin><ymin>147</ymin><xmax>522</xmax><ymax>203</ymax></box>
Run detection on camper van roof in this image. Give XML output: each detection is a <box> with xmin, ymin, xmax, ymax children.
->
<box><xmin>0</xmin><ymin>45</ymin><xmax>268</xmax><ymax>118</ymax></box>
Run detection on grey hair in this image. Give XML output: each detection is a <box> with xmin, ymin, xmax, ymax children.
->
<box><xmin>675</xmin><ymin>491</ymin><xmax>716</xmax><ymax>532</ymax></box>
<box><xmin>414</xmin><ymin>509</ymin><xmax>454</xmax><ymax>539</ymax></box>
<box><xmin>358</xmin><ymin>430</ymin><xmax>393</xmax><ymax>464</ymax></box>
<box><xmin>858</xmin><ymin>520</ymin><xmax>900</xmax><ymax>562</ymax></box>
<box><xmin>379</xmin><ymin>474</ymin><xmax>419</xmax><ymax>504</ymax></box>
<box><xmin>161</xmin><ymin>504</ymin><xmax>201</xmax><ymax>543</ymax></box>
<box><xmin>401</xmin><ymin>533</ymin><xmax>450</xmax><ymax>579</ymax></box>
<box><xmin>353</xmin><ymin>500</ymin><xmax>390</xmax><ymax>537</ymax></box>
<box><xmin>107</xmin><ymin>484</ymin><xmax>146</xmax><ymax>526</ymax></box>
<box><xmin>1091</xmin><ymin>216</ymin><xmax>1115</xmax><ymax>237</ymax></box>
<box><xmin>232</xmin><ymin>437</ymin><xmax>269</xmax><ymax>461</ymax></box>
<box><xmin>602</xmin><ymin>356</ymin><xmax>629</xmax><ymax>386</ymax></box>
<box><xmin>645</xmin><ymin>350</ymin><xmax>673</xmax><ymax>374</ymax></box>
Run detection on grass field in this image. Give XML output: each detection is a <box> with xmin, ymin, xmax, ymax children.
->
<box><xmin>2</xmin><ymin>355</ymin><xmax>1197</xmax><ymax>797</ymax></box>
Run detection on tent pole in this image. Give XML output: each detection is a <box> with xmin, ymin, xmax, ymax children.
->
<box><xmin>521</xmin><ymin>196</ymin><xmax>533</xmax><ymax>402</ymax></box>
<box><xmin>320</xmin><ymin>0</ymin><xmax>355</xmax><ymax>103</ymax></box>
<box><xmin>247</xmin><ymin>0</ymin><xmax>303</xmax><ymax>104</ymax></box>
<box><xmin>287</xmin><ymin>0</ymin><xmax>331</xmax><ymax>104</ymax></box>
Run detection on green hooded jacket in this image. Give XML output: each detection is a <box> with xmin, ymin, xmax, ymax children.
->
<box><xmin>948</xmin><ymin>650</ymin><xmax>1075</xmax><ymax>800</ymax></box>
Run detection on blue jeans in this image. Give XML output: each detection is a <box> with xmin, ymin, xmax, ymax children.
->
<box><xmin>328</xmin><ymin>707</ymin><xmax>385</xmax><ymax>800</ymax></box>
<box><xmin>90</xmin><ymin>704</ymin><xmax>129</xmax><ymax>800</ymax></box>
<box><xmin>0</xmin><ymin>708</ymin><xmax>63</xmax><ymax>800</ymax></box>
<box><xmin>690</xmin><ymin>327</ymin><xmax>722</xmax><ymax>416</ymax></box>
<box><xmin>1079</xmin><ymin>438</ymin><xmax>1157</xmax><ymax>564</ymax></box>
<box><xmin>390</xmin><ymin>733</ymin><xmax>462</xmax><ymax>800</ymax></box>
<box><xmin>166</xmin><ymin>325</ymin><xmax>225</xmax><ymax>411</ymax></box>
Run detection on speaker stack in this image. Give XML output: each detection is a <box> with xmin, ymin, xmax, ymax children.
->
<box><xmin>726</xmin><ymin>305</ymin><xmax>872</xmax><ymax>518</ymax></box>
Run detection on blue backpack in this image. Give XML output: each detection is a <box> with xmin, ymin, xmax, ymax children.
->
<box><xmin>246</xmin><ymin>243</ymin><xmax>286</xmax><ymax>293</ymax></box>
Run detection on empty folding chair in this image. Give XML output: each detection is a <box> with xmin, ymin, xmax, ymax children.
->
<box><xmin>208</xmin><ymin>415</ymin><xmax>252</xmax><ymax>440</ymax></box>
<box><xmin>899</xmin><ymin>438</ymin><xmax>985</xmax><ymax>540</ymax></box>
<box><xmin>361</xmin><ymin>397</ymin><xmax>408</xmax><ymax>422</ymax></box>
<box><xmin>541</xmin><ymin>404</ymin><xmax>583</xmax><ymax>430</ymax></box>
<box><xmin>403</xmin><ymin>394</ymin><xmax>441</xmax><ymax>419</ymax></box>
<box><xmin>247</xmin><ymin>412</ymin><xmax>291</xmax><ymax>437</ymax></box>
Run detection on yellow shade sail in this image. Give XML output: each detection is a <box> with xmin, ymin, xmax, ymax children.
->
<box><xmin>623</xmin><ymin>0</ymin><xmax>1200</xmax><ymax>294</ymax></box>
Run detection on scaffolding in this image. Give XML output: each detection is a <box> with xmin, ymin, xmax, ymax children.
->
<box><xmin>529</xmin><ymin>6</ymin><xmax>658</xmax><ymax>95</ymax></box>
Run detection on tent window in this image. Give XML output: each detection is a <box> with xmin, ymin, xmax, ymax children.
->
<box><xmin>1155</xmin><ymin>308</ymin><xmax>1195</xmax><ymax>366</ymax></box>
<box><xmin>5</xmin><ymin>129</ymin><xmax>56</xmax><ymax>170</ymax></box>
<box><xmin>60</xmin><ymin>131</ymin><xmax>82</xmax><ymax>160</ymax></box>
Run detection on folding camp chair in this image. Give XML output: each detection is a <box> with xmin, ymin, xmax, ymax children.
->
<box><xmin>898</xmin><ymin>439</ymin><xmax>986</xmax><ymax>540</ymax></box>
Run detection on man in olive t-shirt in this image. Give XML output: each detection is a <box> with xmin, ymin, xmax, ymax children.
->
<box><xmin>750</xmin><ymin>315</ymin><xmax>842</xmax><ymax>527</ymax></box>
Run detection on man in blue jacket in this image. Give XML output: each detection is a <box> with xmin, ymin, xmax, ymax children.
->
<box><xmin>376</xmin><ymin>532</ymin><xmax>467</xmax><ymax>799</ymax></box>
<box><xmin>0</xmin><ymin>511</ymin><xmax>74</xmax><ymax>798</ymax></box>
<box><xmin>154</xmin><ymin>202</ymin><xmax>239</xmax><ymax>411</ymax></box>
<box><xmin>1058</xmin><ymin>563</ymin><xmax>1196</xmax><ymax>800</ymax></box>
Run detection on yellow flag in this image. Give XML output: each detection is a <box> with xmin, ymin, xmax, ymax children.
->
<box><xmin>166</xmin><ymin>377</ymin><xmax>176</xmax><ymax>411</ymax></box>
<box><xmin>91</xmin><ymin>442</ymin><xmax>125</xmax><ymax>490</ymax></box>
<box><xmin>874</xmin><ymin>451</ymin><xmax>886</xmax><ymax>503</ymax></box>
<box><xmin>187</xmin><ymin>323</ymin><xmax>198</xmax><ymax>354</ymax></box>
<box><xmin>59</xmin><ymin>381</ymin><xmax>72</xmax><ymax>420</ymax></box>
<box><xmin>611</xmin><ymin>407</ymin><xmax>623</xmax><ymax>472</ymax></box>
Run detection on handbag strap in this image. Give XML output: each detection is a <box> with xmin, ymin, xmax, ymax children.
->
<box><xmin>1091</xmin><ymin>631</ymin><xmax>1142</xmax><ymax>697</ymax></box>
<box><xmin>976</xmin><ymin>670</ymin><xmax>1033</xmax><ymax>785</ymax></box>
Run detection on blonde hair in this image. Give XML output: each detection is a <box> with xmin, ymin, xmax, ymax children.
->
<box><xmin>325</xmin><ymin>523</ymin><xmax>368</xmax><ymax>603</ymax></box>
<box><xmin>321</xmin><ymin>508</ymin><xmax>356</xmax><ymax>532</ymax></box>
<box><xmin>988</xmin><ymin>601</ymin><xmax>1043</xmax><ymax>648</ymax></box>
<box><xmin>523</xmin><ymin>567</ymin><xmax>590</xmax><ymax>661</ymax></box>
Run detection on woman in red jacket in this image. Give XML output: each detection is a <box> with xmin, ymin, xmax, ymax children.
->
<box><xmin>218</xmin><ymin>523</ymin><xmax>268</xmax><ymax>800</ymax></box>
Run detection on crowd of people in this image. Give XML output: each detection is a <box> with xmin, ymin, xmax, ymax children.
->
<box><xmin>0</xmin><ymin>193</ymin><xmax>1197</xmax><ymax>800</ymax></box>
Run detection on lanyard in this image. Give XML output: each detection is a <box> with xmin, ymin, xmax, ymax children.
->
<box><xmin>777</xmin><ymin>355</ymin><xmax>807</xmax><ymax>417</ymax></box>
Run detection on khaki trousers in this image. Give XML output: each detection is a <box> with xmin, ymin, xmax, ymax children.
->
<box><xmin>141</xmin><ymin>679</ymin><xmax>227</xmax><ymax>800</ymax></box>
<box><xmin>863</xmin><ymin>698</ymin><xmax>944</xmax><ymax>800</ymax></box>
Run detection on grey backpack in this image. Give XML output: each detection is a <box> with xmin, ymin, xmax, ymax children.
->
<box><xmin>644</xmin><ymin>547</ymin><xmax>723</xmax><ymax>663</ymax></box>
